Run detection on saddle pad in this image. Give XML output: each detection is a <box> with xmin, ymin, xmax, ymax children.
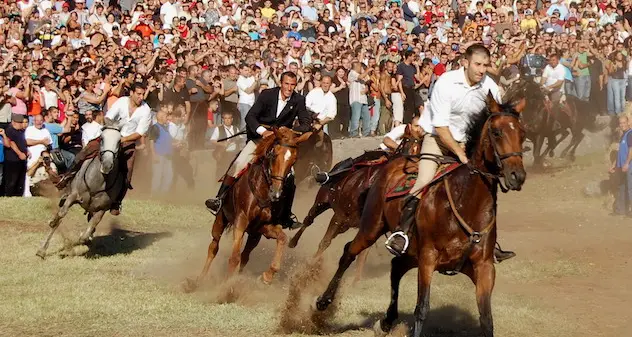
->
<box><xmin>385</xmin><ymin>162</ymin><xmax>462</xmax><ymax>199</ymax></box>
<box><xmin>352</xmin><ymin>156</ymin><xmax>388</xmax><ymax>171</ymax></box>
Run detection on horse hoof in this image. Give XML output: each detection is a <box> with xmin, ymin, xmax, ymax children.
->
<box><xmin>549</xmin><ymin>151</ymin><xmax>555</xmax><ymax>158</ymax></box>
<box><xmin>315</xmin><ymin>296</ymin><xmax>332</xmax><ymax>311</ymax></box>
<box><xmin>260</xmin><ymin>273</ymin><xmax>273</xmax><ymax>285</ymax></box>
<box><xmin>182</xmin><ymin>278</ymin><xmax>199</xmax><ymax>293</ymax></box>
<box><xmin>373</xmin><ymin>320</ymin><xmax>388</xmax><ymax>337</ymax></box>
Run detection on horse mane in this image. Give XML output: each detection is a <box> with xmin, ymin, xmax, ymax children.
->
<box><xmin>464</xmin><ymin>100</ymin><xmax>519</xmax><ymax>159</ymax></box>
<box><xmin>252</xmin><ymin>135</ymin><xmax>276</xmax><ymax>160</ymax></box>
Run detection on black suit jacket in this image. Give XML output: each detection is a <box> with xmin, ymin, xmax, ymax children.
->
<box><xmin>245</xmin><ymin>87</ymin><xmax>312</xmax><ymax>141</ymax></box>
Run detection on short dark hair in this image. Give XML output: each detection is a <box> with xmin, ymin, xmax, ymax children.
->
<box><xmin>280</xmin><ymin>71</ymin><xmax>297</xmax><ymax>82</ymax></box>
<box><xmin>464</xmin><ymin>43</ymin><xmax>491</xmax><ymax>60</ymax></box>
<box><xmin>131</xmin><ymin>82</ymin><xmax>146</xmax><ymax>92</ymax></box>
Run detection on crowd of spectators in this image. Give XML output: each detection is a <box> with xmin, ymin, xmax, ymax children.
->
<box><xmin>0</xmin><ymin>0</ymin><xmax>631</xmax><ymax>198</ymax></box>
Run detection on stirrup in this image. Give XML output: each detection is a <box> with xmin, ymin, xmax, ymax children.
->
<box><xmin>384</xmin><ymin>231</ymin><xmax>410</xmax><ymax>256</ymax></box>
<box><xmin>206</xmin><ymin>198</ymin><xmax>222</xmax><ymax>216</ymax></box>
<box><xmin>315</xmin><ymin>171</ymin><xmax>330</xmax><ymax>184</ymax></box>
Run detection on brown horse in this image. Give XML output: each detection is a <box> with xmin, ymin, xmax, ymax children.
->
<box><xmin>293</xmin><ymin>129</ymin><xmax>333</xmax><ymax>186</ymax></box>
<box><xmin>288</xmin><ymin>124</ymin><xmax>424</xmax><ymax>282</ymax></box>
<box><xmin>315</xmin><ymin>94</ymin><xmax>527</xmax><ymax>337</ymax></box>
<box><xmin>184</xmin><ymin>127</ymin><xmax>312</xmax><ymax>291</ymax></box>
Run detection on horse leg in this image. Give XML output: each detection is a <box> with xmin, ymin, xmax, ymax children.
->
<box><xmin>36</xmin><ymin>192</ymin><xmax>78</xmax><ymax>259</ymax></box>
<box><xmin>77</xmin><ymin>210</ymin><xmax>105</xmax><ymax>245</ymax></box>
<box><xmin>184</xmin><ymin>212</ymin><xmax>226</xmax><ymax>293</ymax></box>
<box><xmin>239</xmin><ymin>232</ymin><xmax>262</xmax><ymax>273</ymax></box>
<box><xmin>412</xmin><ymin>252</ymin><xmax>437</xmax><ymax>337</ymax></box>
<box><xmin>376</xmin><ymin>255</ymin><xmax>417</xmax><ymax>335</ymax></box>
<box><xmin>260</xmin><ymin>224</ymin><xmax>287</xmax><ymax>285</ymax></box>
<box><xmin>288</xmin><ymin>191</ymin><xmax>330</xmax><ymax>248</ymax></box>
<box><xmin>531</xmin><ymin>134</ymin><xmax>545</xmax><ymax>168</ymax></box>
<box><xmin>464</xmin><ymin>261</ymin><xmax>496</xmax><ymax>337</ymax></box>
<box><xmin>226</xmin><ymin>214</ymin><xmax>248</xmax><ymax>279</ymax></box>
<box><xmin>316</xmin><ymin>214</ymin><xmax>384</xmax><ymax>311</ymax></box>
<box><xmin>567</xmin><ymin>130</ymin><xmax>584</xmax><ymax>161</ymax></box>
<box><xmin>314</xmin><ymin>214</ymin><xmax>346</xmax><ymax>258</ymax></box>
<box><xmin>352</xmin><ymin>247</ymin><xmax>370</xmax><ymax>284</ymax></box>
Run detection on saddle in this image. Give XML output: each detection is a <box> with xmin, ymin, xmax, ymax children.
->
<box><xmin>385</xmin><ymin>162</ymin><xmax>462</xmax><ymax>199</ymax></box>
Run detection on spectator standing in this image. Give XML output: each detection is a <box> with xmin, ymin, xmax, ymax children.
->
<box><xmin>3</xmin><ymin>114</ymin><xmax>28</xmax><ymax>197</ymax></box>
<box><xmin>149</xmin><ymin>109</ymin><xmax>173</xmax><ymax>194</ymax></box>
<box><xmin>236</xmin><ymin>64</ymin><xmax>259</xmax><ymax>129</ymax></box>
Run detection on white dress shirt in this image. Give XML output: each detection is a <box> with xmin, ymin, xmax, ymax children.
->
<box><xmin>105</xmin><ymin>97</ymin><xmax>152</xmax><ymax>138</ymax></box>
<box><xmin>255</xmin><ymin>92</ymin><xmax>290</xmax><ymax>135</ymax></box>
<box><xmin>81</xmin><ymin>121</ymin><xmax>102</xmax><ymax>146</ymax></box>
<box><xmin>418</xmin><ymin>67</ymin><xmax>501</xmax><ymax>142</ymax></box>
<box><xmin>380</xmin><ymin>124</ymin><xmax>407</xmax><ymax>150</ymax></box>
<box><xmin>305</xmin><ymin>87</ymin><xmax>337</xmax><ymax>121</ymax></box>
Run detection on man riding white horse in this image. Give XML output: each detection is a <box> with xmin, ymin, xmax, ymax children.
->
<box><xmin>205</xmin><ymin>71</ymin><xmax>312</xmax><ymax>229</ymax></box>
<box><xmin>56</xmin><ymin>82</ymin><xmax>152</xmax><ymax>215</ymax></box>
<box><xmin>384</xmin><ymin>44</ymin><xmax>516</xmax><ymax>262</ymax></box>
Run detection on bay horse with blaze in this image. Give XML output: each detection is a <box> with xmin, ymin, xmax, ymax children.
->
<box><xmin>315</xmin><ymin>94</ymin><xmax>527</xmax><ymax>337</ymax></box>
<box><xmin>184</xmin><ymin>127</ymin><xmax>312</xmax><ymax>291</ymax></box>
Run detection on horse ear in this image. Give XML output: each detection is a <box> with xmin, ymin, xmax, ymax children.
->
<box><xmin>104</xmin><ymin>118</ymin><xmax>115</xmax><ymax>127</ymax></box>
<box><xmin>295</xmin><ymin>131</ymin><xmax>313</xmax><ymax>144</ymax></box>
<box><xmin>513</xmin><ymin>97</ymin><xmax>527</xmax><ymax>114</ymax></box>
<box><xmin>486</xmin><ymin>91</ymin><xmax>501</xmax><ymax>113</ymax></box>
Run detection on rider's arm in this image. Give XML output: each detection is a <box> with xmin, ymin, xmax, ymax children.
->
<box><xmin>294</xmin><ymin>95</ymin><xmax>312</xmax><ymax>133</ymax></box>
<box><xmin>429</xmin><ymin>77</ymin><xmax>468</xmax><ymax>162</ymax></box>
<box><xmin>383</xmin><ymin>136</ymin><xmax>399</xmax><ymax>150</ymax></box>
<box><xmin>122</xmin><ymin>108</ymin><xmax>151</xmax><ymax>143</ymax></box>
<box><xmin>245</xmin><ymin>90</ymin><xmax>266</xmax><ymax>135</ymax></box>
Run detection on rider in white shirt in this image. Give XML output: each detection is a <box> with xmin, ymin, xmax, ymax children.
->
<box><xmin>57</xmin><ymin>83</ymin><xmax>152</xmax><ymax>215</ymax></box>
<box><xmin>540</xmin><ymin>52</ymin><xmax>566</xmax><ymax>105</ymax></box>
<box><xmin>380</xmin><ymin>115</ymin><xmax>422</xmax><ymax>151</ymax></box>
<box><xmin>384</xmin><ymin>44</ymin><xmax>515</xmax><ymax>263</ymax></box>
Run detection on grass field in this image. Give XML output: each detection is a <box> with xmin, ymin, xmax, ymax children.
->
<box><xmin>0</xmin><ymin>192</ymin><xmax>582</xmax><ymax>337</ymax></box>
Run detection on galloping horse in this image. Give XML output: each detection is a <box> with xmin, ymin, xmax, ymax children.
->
<box><xmin>315</xmin><ymin>94</ymin><xmax>527</xmax><ymax>337</ymax></box>
<box><xmin>185</xmin><ymin>127</ymin><xmax>312</xmax><ymax>291</ymax></box>
<box><xmin>36</xmin><ymin>119</ymin><xmax>127</xmax><ymax>258</ymax></box>
<box><xmin>294</xmin><ymin>129</ymin><xmax>333</xmax><ymax>186</ymax></box>
<box><xmin>288</xmin><ymin>124</ymin><xmax>423</xmax><ymax>281</ymax></box>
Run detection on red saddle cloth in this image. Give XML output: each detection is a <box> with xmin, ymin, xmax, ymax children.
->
<box><xmin>385</xmin><ymin>162</ymin><xmax>462</xmax><ymax>199</ymax></box>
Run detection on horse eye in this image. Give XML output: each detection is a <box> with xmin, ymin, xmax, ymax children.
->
<box><xmin>492</xmin><ymin>129</ymin><xmax>503</xmax><ymax>138</ymax></box>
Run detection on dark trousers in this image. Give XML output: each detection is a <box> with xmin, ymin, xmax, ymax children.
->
<box><xmin>188</xmin><ymin>101</ymin><xmax>209</xmax><ymax>151</ymax></box>
<box><xmin>279</xmin><ymin>174</ymin><xmax>296</xmax><ymax>222</ymax></box>
<box><xmin>330</xmin><ymin>104</ymin><xmax>350</xmax><ymax>139</ymax></box>
<box><xmin>3</xmin><ymin>160</ymin><xmax>26</xmax><ymax>196</ymax></box>
<box><xmin>172</xmin><ymin>149</ymin><xmax>194</xmax><ymax>189</ymax></box>
<box><xmin>403</xmin><ymin>86</ymin><xmax>421</xmax><ymax>124</ymax></box>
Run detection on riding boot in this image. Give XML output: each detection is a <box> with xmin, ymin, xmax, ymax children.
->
<box><xmin>205</xmin><ymin>176</ymin><xmax>236</xmax><ymax>213</ymax></box>
<box><xmin>385</xmin><ymin>194</ymin><xmax>420</xmax><ymax>256</ymax></box>
<box><xmin>280</xmin><ymin>174</ymin><xmax>302</xmax><ymax>229</ymax></box>
<box><xmin>55</xmin><ymin>161</ymin><xmax>83</xmax><ymax>189</ymax></box>
<box><xmin>110</xmin><ymin>184</ymin><xmax>129</xmax><ymax>216</ymax></box>
<box><xmin>493</xmin><ymin>242</ymin><xmax>516</xmax><ymax>263</ymax></box>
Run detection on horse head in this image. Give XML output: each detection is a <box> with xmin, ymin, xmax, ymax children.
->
<box><xmin>100</xmin><ymin>118</ymin><xmax>123</xmax><ymax>175</ymax></box>
<box><xmin>256</xmin><ymin>126</ymin><xmax>312</xmax><ymax>201</ymax></box>
<box><xmin>400</xmin><ymin>122</ymin><xmax>424</xmax><ymax>155</ymax></box>
<box><xmin>468</xmin><ymin>92</ymin><xmax>527</xmax><ymax>191</ymax></box>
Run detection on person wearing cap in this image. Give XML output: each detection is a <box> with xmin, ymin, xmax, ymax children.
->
<box><xmin>542</xmin><ymin>11</ymin><xmax>564</xmax><ymax>34</ymax></box>
<box><xmin>287</xmin><ymin>22</ymin><xmax>301</xmax><ymax>40</ymax></box>
<box><xmin>520</xmin><ymin>9</ymin><xmax>537</xmax><ymax>31</ymax></box>
<box><xmin>204</xmin><ymin>71</ymin><xmax>312</xmax><ymax>230</ymax></box>
<box><xmin>384</xmin><ymin>44</ymin><xmax>516</xmax><ymax>263</ymax></box>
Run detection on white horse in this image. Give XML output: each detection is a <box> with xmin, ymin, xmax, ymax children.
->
<box><xmin>36</xmin><ymin>119</ymin><xmax>127</xmax><ymax>259</ymax></box>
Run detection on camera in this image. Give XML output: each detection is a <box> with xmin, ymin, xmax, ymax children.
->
<box><xmin>43</xmin><ymin>156</ymin><xmax>51</xmax><ymax>164</ymax></box>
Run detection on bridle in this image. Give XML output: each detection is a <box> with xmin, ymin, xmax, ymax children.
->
<box><xmin>262</xmin><ymin>141</ymin><xmax>298</xmax><ymax>185</ymax></box>
<box><xmin>472</xmin><ymin>111</ymin><xmax>524</xmax><ymax>193</ymax></box>
<box><xmin>397</xmin><ymin>135</ymin><xmax>423</xmax><ymax>156</ymax></box>
<box><xmin>99</xmin><ymin>125</ymin><xmax>121</xmax><ymax>160</ymax></box>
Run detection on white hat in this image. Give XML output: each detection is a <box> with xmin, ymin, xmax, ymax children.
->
<box><xmin>424</xmin><ymin>1</ymin><xmax>433</xmax><ymax>6</ymax></box>
<box><xmin>545</xmin><ymin>27</ymin><xmax>554</xmax><ymax>33</ymax></box>
<box><xmin>32</xmin><ymin>39</ymin><xmax>42</xmax><ymax>45</ymax></box>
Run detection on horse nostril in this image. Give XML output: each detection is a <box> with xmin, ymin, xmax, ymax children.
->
<box><xmin>511</xmin><ymin>172</ymin><xmax>518</xmax><ymax>182</ymax></box>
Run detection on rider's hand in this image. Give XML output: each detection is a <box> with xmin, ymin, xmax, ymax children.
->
<box><xmin>262</xmin><ymin>130</ymin><xmax>274</xmax><ymax>138</ymax></box>
<box><xmin>313</xmin><ymin>123</ymin><xmax>323</xmax><ymax>131</ymax></box>
<box><xmin>457</xmin><ymin>153</ymin><xmax>469</xmax><ymax>164</ymax></box>
<box><xmin>624</xmin><ymin>164</ymin><xmax>629</xmax><ymax>173</ymax></box>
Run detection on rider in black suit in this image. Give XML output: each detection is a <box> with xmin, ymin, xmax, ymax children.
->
<box><xmin>205</xmin><ymin>71</ymin><xmax>312</xmax><ymax>228</ymax></box>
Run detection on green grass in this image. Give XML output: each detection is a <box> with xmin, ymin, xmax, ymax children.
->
<box><xmin>0</xmin><ymin>197</ymin><xmax>576</xmax><ymax>337</ymax></box>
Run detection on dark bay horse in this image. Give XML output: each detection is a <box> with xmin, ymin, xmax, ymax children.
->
<box><xmin>185</xmin><ymin>127</ymin><xmax>312</xmax><ymax>292</ymax></box>
<box><xmin>315</xmin><ymin>94</ymin><xmax>527</xmax><ymax>337</ymax></box>
<box><xmin>288</xmin><ymin>124</ymin><xmax>423</xmax><ymax>281</ymax></box>
<box><xmin>294</xmin><ymin>130</ymin><xmax>333</xmax><ymax>186</ymax></box>
<box><xmin>36</xmin><ymin>120</ymin><xmax>127</xmax><ymax>258</ymax></box>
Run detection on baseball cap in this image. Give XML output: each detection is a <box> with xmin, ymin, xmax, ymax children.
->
<box><xmin>291</xmin><ymin>22</ymin><xmax>299</xmax><ymax>28</ymax></box>
<box><xmin>524</xmin><ymin>9</ymin><xmax>533</xmax><ymax>15</ymax></box>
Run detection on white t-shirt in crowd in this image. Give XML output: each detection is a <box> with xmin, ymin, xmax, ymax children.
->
<box><xmin>236</xmin><ymin>75</ymin><xmax>256</xmax><ymax>106</ymax></box>
<box><xmin>542</xmin><ymin>63</ymin><xmax>567</xmax><ymax>94</ymax></box>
